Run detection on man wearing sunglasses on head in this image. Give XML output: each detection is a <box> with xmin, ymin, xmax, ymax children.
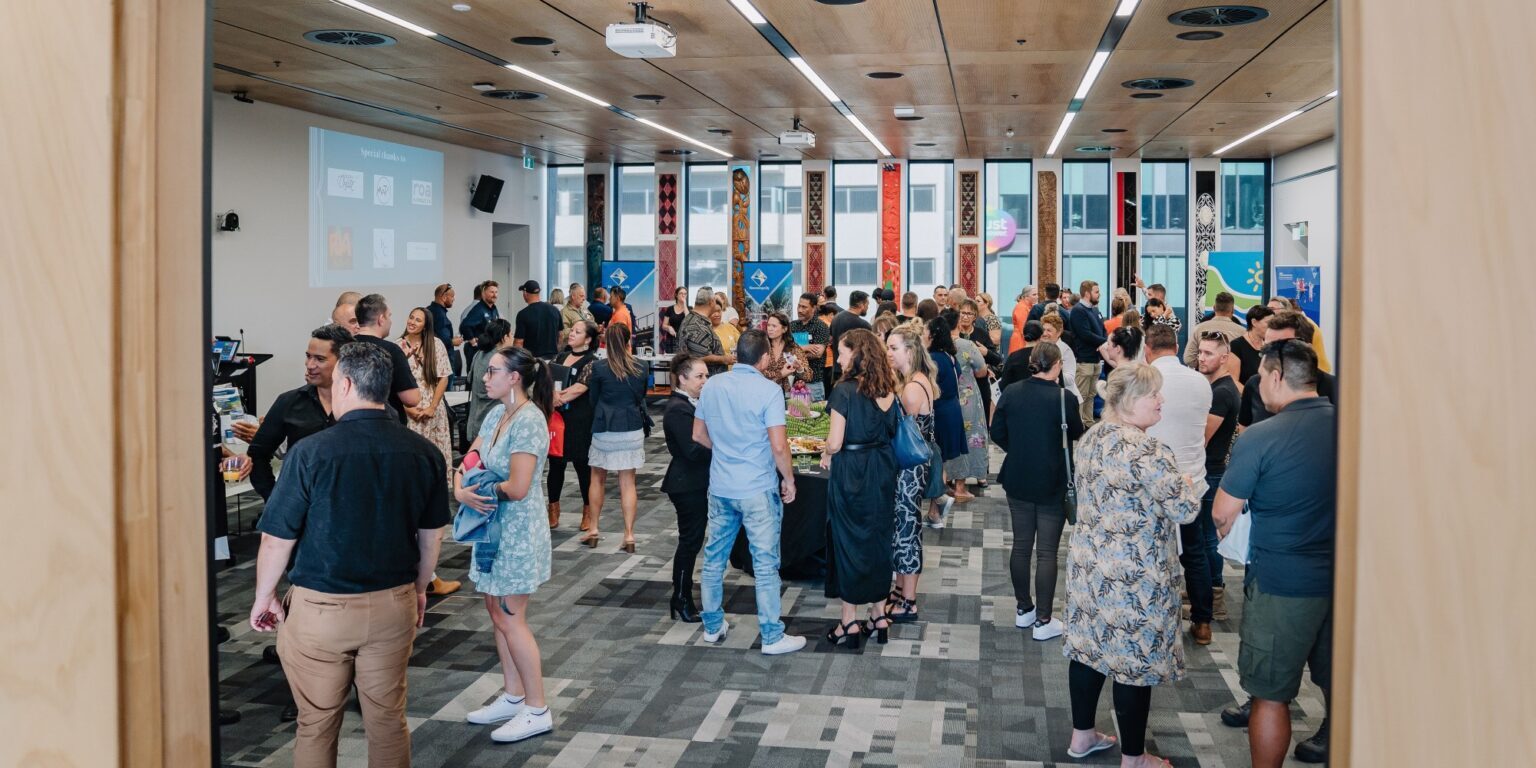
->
<box><xmin>1238</xmin><ymin>310</ymin><xmax>1336</xmax><ymax>429</ymax></box>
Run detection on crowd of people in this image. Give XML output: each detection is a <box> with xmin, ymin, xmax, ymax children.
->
<box><xmin>221</xmin><ymin>275</ymin><xmax>1336</xmax><ymax>768</ymax></box>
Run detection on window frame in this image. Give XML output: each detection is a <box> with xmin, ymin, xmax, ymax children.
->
<box><xmin>545</xmin><ymin>164</ymin><xmax>586</xmax><ymax>290</ymax></box>
<box><xmin>983</xmin><ymin>158</ymin><xmax>1033</xmax><ymax>296</ymax></box>
<box><xmin>1219</xmin><ymin>158</ymin><xmax>1273</xmax><ymax>302</ymax></box>
<box><xmin>906</xmin><ymin>159</ymin><xmax>954</xmax><ymax>295</ymax></box>
<box><xmin>757</xmin><ymin>160</ymin><xmax>804</xmax><ymax>295</ymax></box>
<box><xmin>831</xmin><ymin>160</ymin><xmax>879</xmax><ymax>294</ymax></box>
<box><xmin>613</xmin><ymin>163</ymin><xmax>656</xmax><ymax>263</ymax></box>
<box><xmin>1062</xmin><ymin>159</ymin><xmax>1111</xmax><ymax>296</ymax></box>
<box><xmin>683</xmin><ymin>162</ymin><xmax>730</xmax><ymax>295</ymax></box>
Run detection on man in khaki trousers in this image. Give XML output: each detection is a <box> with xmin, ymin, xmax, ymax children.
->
<box><xmin>250</xmin><ymin>343</ymin><xmax>450</xmax><ymax>767</ymax></box>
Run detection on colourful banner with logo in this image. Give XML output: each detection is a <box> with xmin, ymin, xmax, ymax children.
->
<box><xmin>601</xmin><ymin>260</ymin><xmax>658</xmax><ymax>352</ymax></box>
<box><xmin>880</xmin><ymin>163</ymin><xmax>902</xmax><ymax>292</ymax></box>
<box><xmin>742</xmin><ymin>261</ymin><xmax>795</xmax><ymax>329</ymax></box>
<box><xmin>1203</xmin><ymin>250</ymin><xmax>1265</xmax><ymax>315</ymax></box>
<box><xmin>1274</xmin><ymin>265</ymin><xmax>1322</xmax><ymax>326</ymax></box>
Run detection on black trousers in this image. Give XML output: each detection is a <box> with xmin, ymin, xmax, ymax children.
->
<box><xmin>1007</xmin><ymin>496</ymin><xmax>1066</xmax><ymax>617</ymax></box>
<box><xmin>547</xmin><ymin>455</ymin><xmax>591</xmax><ymax>509</ymax></box>
<box><xmin>668</xmin><ymin>490</ymin><xmax>708</xmax><ymax>591</ymax></box>
<box><xmin>1069</xmin><ymin>660</ymin><xmax>1152</xmax><ymax>756</ymax></box>
<box><xmin>1178</xmin><ymin>478</ymin><xmax>1218</xmax><ymax>624</ymax></box>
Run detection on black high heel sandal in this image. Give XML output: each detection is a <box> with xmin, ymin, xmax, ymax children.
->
<box><xmin>867</xmin><ymin>613</ymin><xmax>892</xmax><ymax>644</ymax></box>
<box><xmin>825</xmin><ymin>620</ymin><xmax>864</xmax><ymax>650</ymax></box>
<box><xmin>886</xmin><ymin>596</ymin><xmax>920</xmax><ymax>624</ymax></box>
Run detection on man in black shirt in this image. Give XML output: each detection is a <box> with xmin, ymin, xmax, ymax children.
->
<box><xmin>460</xmin><ymin>280</ymin><xmax>501</xmax><ymax>369</ymax></box>
<box><xmin>1067</xmin><ymin>280</ymin><xmax>1107</xmax><ymax>425</ymax></box>
<box><xmin>999</xmin><ymin>320</ymin><xmax>1045</xmax><ymax>391</ymax></box>
<box><xmin>1239</xmin><ymin>311</ymin><xmax>1337</xmax><ymax>427</ymax></box>
<box><xmin>245</xmin><ymin>324</ymin><xmax>349</xmax><ymax>500</ymax></box>
<box><xmin>250</xmin><ymin>342</ymin><xmax>449</xmax><ymax>768</ymax></box>
<box><xmin>788</xmin><ymin>292</ymin><xmax>831</xmax><ymax>400</ymax></box>
<box><xmin>512</xmin><ymin>279</ymin><xmax>562</xmax><ymax>358</ymax></box>
<box><xmin>1026</xmin><ymin>282</ymin><xmax>1061</xmax><ymax>324</ymax></box>
<box><xmin>819</xmin><ymin>284</ymin><xmax>841</xmax><ymax>313</ymax></box>
<box><xmin>1189</xmin><ymin>332</ymin><xmax>1243</xmax><ymax>631</ymax></box>
<box><xmin>829</xmin><ymin>290</ymin><xmax>872</xmax><ymax>380</ymax></box>
<box><xmin>353</xmin><ymin>293</ymin><xmax>422</xmax><ymax>424</ymax></box>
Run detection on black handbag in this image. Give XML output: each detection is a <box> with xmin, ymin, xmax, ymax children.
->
<box><xmin>1059</xmin><ymin>388</ymin><xmax>1078</xmax><ymax>525</ymax></box>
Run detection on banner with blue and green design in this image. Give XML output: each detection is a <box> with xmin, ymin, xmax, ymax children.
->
<box><xmin>1203</xmin><ymin>251</ymin><xmax>1265</xmax><ymax>315</ymax></box>
<box><xmin>742</xmin><ymin>261</ymin><xmax>795</xmax><ymax>329</ymax></box>
<box><xmin>601</xmin><ymin>260</ymin><xmax>657</xmax><ymax>351</ymax></box>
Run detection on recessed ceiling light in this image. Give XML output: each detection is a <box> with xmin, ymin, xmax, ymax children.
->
<box><xmin>507</xmin><ymin>64</ymin><xmax>609</xmax><ymax>107</ymax></box>
<box><xmin>1074</xmin><ymin>51</ymin><xmax>1112</xmax><ymax>100</ymax></box>
<box><xmin>304</xmin><ymin>29</ymin><xmax>397</xmax><ymax>47</ymax></box>
<box><xmin>633</xmin><ymin>94</ymin><xmax>665</xmax><ymax>103</ymax></box>
<box><xmin>471</xmin><ymin>82</ymin><xmax>495</xmax><ymax>91</ymax></box>
<box><xmin>1046</xmin><ymin>111</ymin><xmax>1077</xmax><ymax>156</ymax></box>
<box><xmin>1101</xmin><ymin>128</ymin><xmax>1127</xmax><ymax>133</ymax></box>
<box><xmin>659</xmin><ymin>149</ymin><xmax>696</xmax><ymax>156</ymax></box>
<box><xmin>452</xmin><ymin>3</ymin><xmax>471</xmax><ymax>12</ymax></box>
<box><xmin>1176</xmin><ymin>30</ymin><xmax>1224</xmax><ymax>41</ymax></box>
<box><xmin>866</xmin><ymin>71</ymin><xmax>903</xmax><ymax>79</ymax></box>
<box><xmin>896</xmin><ymin>115</ymin><xmax>923</xmax><ymax>122</ymax></box>
<box><xmin>511</xmin><ymin>35</ymin><xmax>555</xmax><ymax>46</ymax></box>
<box><xmin>1130</xmin><ymin>92</ymin><xmax>1163</xmax><ymax>99</ymax></box>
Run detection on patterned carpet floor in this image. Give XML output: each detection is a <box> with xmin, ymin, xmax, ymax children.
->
<box><xmin>214</xmin><ymin>433</ymin><xmax>1324</xmax><ymax>767</ymax></box>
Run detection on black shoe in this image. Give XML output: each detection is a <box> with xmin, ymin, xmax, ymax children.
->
<box><xmin>1220</xmin><ymin>697</ymin><xmax>1252</xmax><ymax>728</ymax></box>
<box><xmin>280</xmin><ymin>703</ymin><xmax>299</xmax><ymax>722</ymax></box>
<box><xmin>669</xmin><ymin>591</ymin><xmax>702</xmax><ymax>623</ymax></box>
<box><xmin>825</xmin><ymin>620</ymin><xmax>864</xmax><ymax>650</ymax></box>
<box><xmin>1294</xmin><ymin>717</ymin><xmax>1329</xmax><ymax>763</ymax></box>
<box><xmin>218</xmin><ymin>708</ymin><xmax>241</xmax><ymax>726</ymax></box>
<box><xmin>262</xmin><ymin>645</ymin><xmax>280</xmax><ymax>665</ymax></box>
<box><xmin>215</xmin><ymin>625</ymin><xmax>231</xmax><ymax>645</ymax></box>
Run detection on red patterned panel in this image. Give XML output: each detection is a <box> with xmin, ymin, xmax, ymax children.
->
<box><xmin>657</xmin><ymin>239</ymin><xmax>678</xmax><ymax>298</ymax></box>
<box><xmin>657</xmin><ymin>173</ymin><xmax>677</xmax><ymax>235</ymax></box>
<box><xmin>805</xmin><ymin>241</ymin><xmax>826</xmax><ymax>294</ymax></box>
<box><xmin>958</xmin><ymin>243</ymin><xmax>979</xmax><ymax>296</ymax></box>
<box><xmin>880</xmin><ymin>163</ymin><xmax>902</xmax><ymax>293</ymax></box>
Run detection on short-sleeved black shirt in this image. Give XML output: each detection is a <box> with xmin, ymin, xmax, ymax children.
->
<box><xmin>353</xmin><ymin>334</ymin><xmax>419</xmax><ymax>424</ymax></box>
<box><xmin>1205</xmin><ymin>375</ymin><xmax>1240</xmax><ymax>474</ymax></box>
<box><xmin>1240</xmin><ymin>370</ymin><xmax>1336</xmax><ymax>426</ymax></box>
<box><xmin>513</xmin><ymin>302</ymin><xmax>563</xmax><ymax>358</ymax></box>
<box><xmin>1220</xmin><ymin>397</ymin><xmax>1336</xmax><ymax>597</ymax></box>
<box><xmin>1229</xmin><ymin>335</ymin><xmax>1262</xmax><ymax>383</ymax></box>
<box><xmin>258</xmin><ymin>409</ymin><xmax>450</xmax><ymax>594</ymax></box>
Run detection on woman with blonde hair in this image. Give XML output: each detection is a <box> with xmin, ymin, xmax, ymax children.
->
<box><xmin>976</xmin><ymin>291</ymin><xmax>1004</xmax><ymax>350</ymax></box>
<box><xmin>884</xmin><ymin>323</ymin><xmax>934</xmax><ymax>622</ymax></box>
<box><xmin>1062</xmin><ymin>363</ymin><xmax>1200</xmax><ymax>766</ymax></box>
<box><xmin>584</xmin><ymin>323</ymin><xmax>650</xmax><ymax>552</ymax></box>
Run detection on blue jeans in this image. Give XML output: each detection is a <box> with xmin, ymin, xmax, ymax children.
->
<box><xmin>700</xmin><ymin>491</ymin><xmax>785</xmax><ymax>644</ymax></box>
<box><xmin>1201</xmin><ymin>474</ymin><xmax>1224</xmax><ymax>587</ymax></box>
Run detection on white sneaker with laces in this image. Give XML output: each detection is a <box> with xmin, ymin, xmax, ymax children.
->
<box><xmin>1015</xmin><ymin>608</ymin><xmax>1037</xmax><ymax>628</ymax></box>
<box><xmin>702</xmin><ymin>620</ymin><xmax>729</xmax><ymax>644</ymax></box>
<box><xmin>1032</xmin><ymin>617</ymin><xmax>1065</xmax><ymax>641</ymax></box>
<box><xmin>490</xmin><ymin>707</ymin><xmax>553</xmax><ymax>743</ymax></box>
<box><xmin>466</xmin><ymin>692</ymin><xmax>525</xmax><ymax>725</ymax></box>
<box><xmin>760</xmin><ymin>634</ymin><xmax>806</xmax><ymax>655</ymax></box>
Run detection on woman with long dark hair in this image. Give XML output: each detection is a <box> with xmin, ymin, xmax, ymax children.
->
<box><xmin>468</xmin><ymin>319</ymin><xmax>513</xmax><ymax>438</ymax></box>
<box><xmin>661</xmin><ymin>352</ymin><xmax>711</xmax><ymax>623</ymax></box>
<box><xmin>925</xmin><ymin>314</ymin><xmax>966</xmax><ymax>525</ymax></box>
<box><xmin>819</xmin><ymin>328</ymin><xmax>901</xmax><ymax>650</ymax></box>
<box><xmin>455</xmin><ymin>346</ymin><xmax>557</xmax><ymax>743</ymax></box>
<box><xmin>396</xmin><ymin>307</ymin><xmax>453</xmax><ymax>472</ymax></box>
<box><xmin>659</xmin><ymin>285</ymin><xmax>689</xmax><ymax>354</ymax></box>
<box><xmin>762</xmin><ymin>311</ymin><xmax>808</xmax><ymax>393</ymax></box>
<box><xmin>547</xmin><ymin>319</ymin><xmax>600</xmax><ymax>530</ymax></box>
<box><xmin>585</xmin><ymin>323</ymin><xmax>650</xmax><ymax>551</ymax></box>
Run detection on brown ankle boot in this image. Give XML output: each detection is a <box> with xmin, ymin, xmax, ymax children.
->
<box><xmin>1212</xmin><ymin>586</ymin><xmax>1228</xmax><ymax>621</ymax></box>
<box><xmin>547</xmin><ymin>501</ymin><xmax>560</xmax><ymax>529</ymax></box>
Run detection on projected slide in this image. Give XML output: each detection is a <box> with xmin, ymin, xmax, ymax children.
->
<box><xmin>308</xmin><ymin>127</ymin><xmax>444</xmax><ymax>288</ymax></box>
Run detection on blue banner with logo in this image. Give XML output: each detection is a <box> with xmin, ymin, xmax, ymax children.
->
<box><xmin>1274</xmin><ymin>265</ymin><xmax>1322</xmax><ymax>326</ymax></box>
<box><xmin>741</xmin><ymin>260</ymin><xmax>794</xmax><ymax>328</ymax></box>
<box><xmin>601</xmin><ymin>260</ymin><xmax>657</xmax><ymax>351</ymax></box>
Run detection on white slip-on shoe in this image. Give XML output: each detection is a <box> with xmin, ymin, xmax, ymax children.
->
<box><xmin>1031</xmin><ymin>617</ymin><xmax>1065</xmax><ymax>641</ymax></box>
<box><xmin>466</xmin><ymin>692</ymin><xmax>525</xmax><ymax>725</ymax></box>
<box><xmin>1015</xmin><ymin>608</ymin><xmax>1037</xmax><ymax>628</ymax></box>
<box><xmin>760</xmin><ymin>634</ymin><xmax>807</xmax><ymax>655</ymax></box>
<box><xmin>702</xmin><ymin>620</ymin><xmax>729</xmax><ymax>644</ymax></box>
<box><xmin>490</xmin><ymin>707</ymin><xmax>553</xmax><ymax>743</ymax></box>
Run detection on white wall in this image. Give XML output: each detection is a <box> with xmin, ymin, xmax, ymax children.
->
<box><xmin>211</xmin><ymin>98</ymin><xmax>544</xmax><ymax>412</ymax></box>
<box><xmin>1271</xmin><ymin>137</ymin><xmax>1338</xmax><ymax>360</ymax></box>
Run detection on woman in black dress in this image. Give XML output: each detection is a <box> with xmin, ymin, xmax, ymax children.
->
<box><xmin>548</xmin><ymin>320</ymin><xmax>599</xmax><ymax>530</ymax></box>
<box><xmin>819</xmin><ymin>328</ymin><xmax>901</xmax><ymax>649</ymax></box>
<box><xmin>661</xmin><ymin>352</ymin><xmax>711</xmax><ymax>623</ymax></box>
<box><xmin>926</xmin><ymin>314</ymin><xmax>967</xmax><ymax>526</ymax></box>
<box><xmin>659</xmin><ymin>286</ymin><xmax>689</xmax><ymax>354</ymax></box>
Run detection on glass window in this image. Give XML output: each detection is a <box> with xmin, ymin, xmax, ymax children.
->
<box><xmin>758</xmin><ymin>163</ymin><xmax>803</xmax><ymax>294</ymax></box>
<box><xmin>1221</xmin><ymin>161</ymin><xmax>1267</xmax><ymax>252</ymax></box>
<box><xmin>685</xmin><ymin>164</ymin><xmax>729</xmax><ymax>293</ymax></box>
<box><xmin>1062</xmin><ymin>161</ymin><xmax>1110</xmax><ymax>295</ymax></box>
<box><xmin>547</xmin><ymin>166</ymin><xmax>586</xmax><ymax>291</ymax></box>
<box><xmin>1141</xmin><ymin>161</ymin><xmax>1190</xmax><ymax>337</ymax></box>
<box><xmin>832</xmin><ymin>162</ymin><xmax>879</xmax><ymax>296</ymax></box>
<box><xmin>908</xmin><ymin>162</ymin><xmax>953</xmax><ymax>298</ymax></box>
<box><xmin>985</xmin><ymin>161</ymin><xmax>1032</xmax><ymax>318</ymax></box>
<box><xmin>614</xmin><ymin>165</ymin><xmax>655</xmax><ymax>262</ymax></box>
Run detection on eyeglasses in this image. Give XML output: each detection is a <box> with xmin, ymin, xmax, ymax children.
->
<box><xmin>486</xmin><ymin>365</ymin><xmax>512</xmax><ymax>375</ymax></box>
<box><xmin>1200</xmin><ymin>331</ymin><xmax>1227</xmax><ymax>341</ymax></box>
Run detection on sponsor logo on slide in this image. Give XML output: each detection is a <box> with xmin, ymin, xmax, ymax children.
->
<box><xmin>328</xmin><ymin>168</ymin><xmax>364</xmax><ymax>199</ymax></box>
<box><xmin>328</xmin><ymin>226</ymin><xmax>353</xmax><ymax>270</ymax></box>
<box><xmin>412</xmin><ymin>180</ymin><xmax>433</xmax><ymax>206</ymax></box>
<box><xmin>374</xmin><ymin>175</ymin><xmax>394</xmax><ymax>206</ymax></box>
<box><xmin>373</xmin><ymin>229</ymin><xmax>395</xmax><ymax>269</ymax></box>
<box><xmin>406</xmin><ymin>242</ymin><xmax>437</xmax><ymax>262</ymax></box>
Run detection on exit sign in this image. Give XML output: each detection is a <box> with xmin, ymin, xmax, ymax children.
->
<box><xmin>523</xmin><ymin>155</ymin><xmax>535</xmax><ymax>170</ymax></box>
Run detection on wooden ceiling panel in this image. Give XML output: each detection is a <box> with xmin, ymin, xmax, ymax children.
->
<box><xmin>1084</xmin><ymin>54</ymin><xmax>1248</xmax><ymax>105</ymax></box>
<box><xmin>948</xmin><ymin>51</ymin><xmax>1090</xmax><ymax>106</ymax></box>
<box><xmin>1202</xmin><ymin>4</ymin><xmax>1334</xmax><ymax>103</ymax></box>
<box><xmin>799</xmin><ymin>58</ymin><xmax>954</xmax><ymax>109</ymax></box>
<box><xmin>962</xmin><ymin>106</ymin><xmax>1077</xmax><ymax>139</ymax></box>
<box><xmin>1116</xmin><ymin>0</ymin><xmax>1320</xmax><ymax>55</ymax></box>
<box><xmin>753</xmin><ymin>0</ymin><xmax>945</xmax><ymax>56</ymax></box>
<box><xmin>663</xmin><ymin>57</ymin><xmax>838</xmax><ymax>110</ymax></box>
<box><xmin>357</xmin><ymin>0</ymin><xmax>621</xmax><ymax>64</ymax></box>
<box><xmin>937</xmin><ymin>0</ymin><xmax>1116</xmax><ymax>52</ymax></box>
<box><xmin>373</xmin><ymin>61</ymin><xmax>723</xmax><ymax>114</ymax></box>
<box><xmin>215</xmin><ymin>3</ymin><xmax>448</xmax><ymax>70</ymax></box>
<box><xmin>542</xmin><ymin>0</ymin><xmax>782</xmax><ymax>60</ymax></box>
<box><xmin>1142</xmin><ymin>101</ymin><xmax>1335</xmax><ymax>157</ymax></box>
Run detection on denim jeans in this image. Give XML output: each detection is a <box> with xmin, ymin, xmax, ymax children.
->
<box><xmin>1201</xmin><ymin>473</ymin><xmax>1224</xmax><ymax>588</ymax></box>
<box><xmin>700</xmin><ymin>491</ymin><xmax>785</xmax><ymax>645</ymax></box>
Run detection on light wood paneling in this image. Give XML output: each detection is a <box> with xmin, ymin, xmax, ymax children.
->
<box><xmin>1336</xmin><ymin>0</ymin><xmax>1536</xmax><ymax>764</ymax></box>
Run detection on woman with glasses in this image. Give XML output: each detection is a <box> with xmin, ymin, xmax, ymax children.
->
<box><xmin>547</xmin><ymin>319</ymin><xmax>599</xmax><ymax>531</ymax></box>
<box><xmin>661</xmin><ymin>352</ymin><xmax>711</xmax><ymax>623</ymax></box>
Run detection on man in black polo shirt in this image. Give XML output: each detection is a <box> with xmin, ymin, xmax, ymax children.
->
<box><xmin>1240</xmin><ymin>310</ymin><xmax>1336</xmax><ymax>428</ymax></box>
<box><xmin>1214</xmin><ymin>339</ymin><xmax>1335</xmax><ymax>766</ymax></box>
<box><xmin>1188</xmin><ymin>331</ymin><xmax>1242</xmax><ymax>630</ymax></box>
<box><xmin>244</xmin><ymin>324</ymin><xmax>349</xmax><ymax>500</ymax></box>
<box><xmin>250</xmin><ymin>342</ymin><xmax>450</xmax><ymax>768</ymax></box>
<box><xmin>512</xmin><ymin>279</ymin><xmax>562</xmax><ymax>358</ymax></box>
<box><xmin>353</xmin><ymin>293</ymin><xmax>422</xmax><ymax>424</ymax></box>
<box><xmin>829</xmin><ymin>290</ymin><xmax>871</xmax><ymax>380</ymax></box>
<box><xmin>788</xmin><ymin>292</ymin><xmax>830</xmax><ymax>400</ymax></box>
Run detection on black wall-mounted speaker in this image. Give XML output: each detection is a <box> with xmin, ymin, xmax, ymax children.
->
<box><xmin>470</xmin><ymin>174</ymin><xmax>504</xmax><ymax>213</ymax></box>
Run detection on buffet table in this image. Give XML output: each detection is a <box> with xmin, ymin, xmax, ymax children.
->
<box><xmin>729</xmin><ymin>465</ymin><xmax>829</xmax><ymax>579</ymax></box>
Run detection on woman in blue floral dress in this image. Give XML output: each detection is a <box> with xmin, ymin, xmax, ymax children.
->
<box><xmin>942</xmin><ymin>309</ymin><xmax>990</xmax><ymax>497</ymax></box>
<box><xmin>1061</xmin><ymin>364</ymin><xmax>1200</xmax><ymax>766</ymax></box>
<box><xmin>453</xmin><ymin>346</ymin><xmax>557</xmax><ymax>744</ymax></box>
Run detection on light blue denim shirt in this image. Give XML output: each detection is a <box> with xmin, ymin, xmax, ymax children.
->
<box><xmin>695</xmin><ymin>363</ymin><xmax>786</xmax><ymax>499</ymax></box>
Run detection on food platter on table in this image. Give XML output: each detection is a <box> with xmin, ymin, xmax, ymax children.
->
<box><xmin>788</xmin><ymin>436</ymin><xmax>826</xmax><ymax>455</ymax></box>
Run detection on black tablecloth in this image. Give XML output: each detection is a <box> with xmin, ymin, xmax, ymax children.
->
<box><xmin>730</xmin><ymin>466</ymin><xmax>828</xmax><ymax>579</ymax></box>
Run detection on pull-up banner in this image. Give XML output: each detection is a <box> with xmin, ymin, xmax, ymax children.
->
<box><xmin>742</xmin><ymin>260</ymin><xmax>795</xmax><ymax>329</ymax></box>
<box><xmin>601</xmin><ymin>260</ymin><xmax>657</xmax><ymax>351</ymax></box>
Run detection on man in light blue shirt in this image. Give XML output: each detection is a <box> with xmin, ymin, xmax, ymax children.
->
<box><xmin>693</xmin><ymin>329</ymin><xmax>805</xmax><ymax>655</ymax></box>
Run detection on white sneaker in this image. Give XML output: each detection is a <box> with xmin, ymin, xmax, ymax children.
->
<box><xmin>1015</xmin><ymin>608</ymin><xmax>1037</xmax><ymax>628</ymax></box>
<box><xmin>939</xmin><ymin>494</ymin><xmax>955</xmax><ymax>518</ymax></box>
<box><xmin>702</xmin><ymin>620</ymin><xmax>729</xmax><ymax>644</ymax></box>
<box><xmin>467</xmin><ymin>692</ymin><xmax>525</xmax><ymax>725</ymax></box>
<box><xmin>761</xmin><ymin>634</ymin><xmax>806</xmax><ymax>656</ymax></box>
<box><xmin>1031</xmin><ymin>617</ymin><xmax>1065</xmax><ymax>641</ymax></box>
<box><xmin>490</xmin><ymin>707</ymin><xmax>553</xmax><ymax>743</ymax></box>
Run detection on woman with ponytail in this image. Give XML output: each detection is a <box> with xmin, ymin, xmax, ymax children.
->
<box><xmin>455</xmin><ymin>345</ymin><xmax>556</xmax><ymax>744</ymax></box>
<box><xmin>584</xmin><ymin>323</ymin><xmax>651</xmax><ymax>552</ymax></box>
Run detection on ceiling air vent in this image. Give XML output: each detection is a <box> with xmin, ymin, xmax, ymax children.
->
<box><xmin>304</xmin><ymin>30</ymin><xmax>397</xmax><ymax>47</ymax></box>
<box><xmin>1075</xmin><ymin>146</ymin><xmax>1117</xmax><ymax>153</ymax></box>
<box><xmin>660</xmin><ymin>149</ymin><xmax>696</xmax><ymax>156</ymax></box>
<box><xmin>1123</xmin><ymin>77</ymin><xmax>1195</xmax><ymax>91</ymax></box>
<box><xmin>1168</xmin><ymin>6</ymin><xmax>1270</xmax><ymax>27</ymax></box>
<box><xmin>481</xmin><ymin>90</ymin><xmax>546</xmax><ymax>101</ymax></box>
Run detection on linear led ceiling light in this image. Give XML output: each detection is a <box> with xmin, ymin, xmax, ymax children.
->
<box><xmin>327</xmin><ymin>0</ymin><xmax>730</xmax><ymax>156</ymax></box>
<box><xmin>1214</xmin><ymin>90</ymin><xmax>1338</xmax><ymax>156</ymax></box>
<box><xmin>727</xmin><ymin>0</ymin><xmax>892</xmax><ymax>157</ymax></box>
<box><xmin>1047</xmin><ymin>3</ymin><xmax>1141</xmax><ymax>156</ymax></box>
